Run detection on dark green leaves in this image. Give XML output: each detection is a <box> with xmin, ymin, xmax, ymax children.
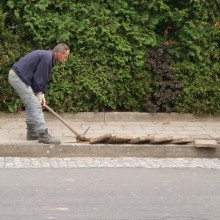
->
<box><xmin>0</xmin><ymin>0</ymin><xmax>220</xmax><ymax>114</ymax></box>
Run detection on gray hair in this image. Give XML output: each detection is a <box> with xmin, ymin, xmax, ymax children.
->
<box><xmin>53</xmin><ymin>43</ymin><xmax>70</xmax><ymax>53</ymax></box>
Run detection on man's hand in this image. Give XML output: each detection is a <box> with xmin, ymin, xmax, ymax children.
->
<box><xmin>36</xmin><ymin>92</ymin><xmax>46</xmax><ymax>107</ymax></box>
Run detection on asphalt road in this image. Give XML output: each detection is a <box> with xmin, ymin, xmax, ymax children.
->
<box><xmin>0</xmin><ymin>168</ymin><xmax>220</xmax><ymax>220</ymax></box>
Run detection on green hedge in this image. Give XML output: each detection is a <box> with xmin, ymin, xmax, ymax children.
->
<box><xmin>0</xmin><ymin>0</ymin><xmax>220</xmax><ymax>114</ymax></box>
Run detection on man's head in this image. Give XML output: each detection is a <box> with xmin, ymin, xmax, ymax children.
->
<box><xmin>53</xmin><ymin>43</ymin><xmax>70</xmax><ymax>62</ymax></box>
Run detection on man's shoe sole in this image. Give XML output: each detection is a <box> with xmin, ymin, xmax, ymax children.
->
<box><xmin>38</xmin><ymin>140</ymin><xmax>61</xmax><ymax>145</ymax></box>
<box><xmin>26</xmin><ymin>137</ymin><xmax>39</xmax><ymax>140</ymax></box>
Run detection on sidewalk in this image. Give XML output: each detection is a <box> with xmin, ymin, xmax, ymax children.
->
<box><xmin>0</xmin><ymin>111</ymin><xmax>220</xmax><ymax>158</ymax></box>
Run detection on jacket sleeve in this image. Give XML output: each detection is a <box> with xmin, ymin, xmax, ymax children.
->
<box><xmin>32</xmin><ymin>58</ymin><xmax>52</xmax><ymax>93</ymax></box>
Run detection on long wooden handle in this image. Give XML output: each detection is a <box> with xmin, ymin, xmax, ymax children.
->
<box><xmin>45</xmin><ymin>105</ymin><xmax>79</xmax><ymax>137</ymax></box>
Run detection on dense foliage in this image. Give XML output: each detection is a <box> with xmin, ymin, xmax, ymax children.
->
<box><xmin>0</xmin><ymin>0</ymin><xmax>219</xmax><ymax>114</ymax></box>
<box><xmin>145</xmin><ymin>46</ymin><xmax>183</xmax><ymax>112</ymax></box>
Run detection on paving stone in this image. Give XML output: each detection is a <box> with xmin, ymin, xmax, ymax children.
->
<box><xmin>90</xmin><ymin>133</ymin><xmax>112</xmax><ymax>144</ymax></box>
<box><xmin>194</xmin><ymin>139</ymin><xmax>219</xmax><ymax>148</ymax></box>
<box><xmin>106</xmin><ymin>134</ymin><xmax>133</xmax><ymax>144</ymax></box>
<box><xmin>128</xmin><ymin>136</ymin><xmax>150</xmax><ymax>144</ymax></box>
<box><xmin>2</xmin><ymin>157</ymin><xmax>218</xmax><ymax>169</ymax></box>
<box><xmin>149</xmin><ymin>136</ymin><xmax>173</xmax><ymax>144</ymax></box>
<box><xmin>172</xmin><ymin>138</ymin><xmax>195</xmax><ymax>144</ymax></box>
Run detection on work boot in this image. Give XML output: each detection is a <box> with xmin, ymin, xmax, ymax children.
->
<box><xmin>38</xmin><ymin>129</ymin><xmax>61</xmax><ymax>145</ymax></box>
<box><xmin>26</xmin><ymin>123</ymin><xmax>39</xmax><ymax>140</ymax></box>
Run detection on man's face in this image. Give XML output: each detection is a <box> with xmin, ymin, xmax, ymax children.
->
<box><xmin>55</xmin><ymin>50</ymin><xmax>70</xmax><ymax>62</ymax></box>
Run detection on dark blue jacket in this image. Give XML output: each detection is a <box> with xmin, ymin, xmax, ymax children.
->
<box><xmin>12</xmin><ymin>50</ymin><xmax>55</xmax><ymax>93</ymax></box>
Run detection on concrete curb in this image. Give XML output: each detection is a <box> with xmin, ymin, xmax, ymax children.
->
<box><xmin>0</xmin><ymin>143</ymin><xmax>219</xmax><ymax>158</ymax></box>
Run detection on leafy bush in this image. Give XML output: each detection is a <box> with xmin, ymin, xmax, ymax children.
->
<box><xmin>170</xmin><ymin>1</ymin><xmax>220</xmax><ymax>114</ymax></box>
<box><xmin>0</xmin><ymin>6</ymin><xmax>34</xmax><ymax>112</ymax></box>
<box><xmin>145</xmin><ymin>45</ymin><xmax>183</xmax><ymax>112</ymax></box>
<box><xmin>0</xmin><ymin>0</ymin><xmax>220</xmax><ymax>114</ymax></box>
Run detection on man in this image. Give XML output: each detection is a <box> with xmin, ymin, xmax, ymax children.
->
<box><xmin>8</xmin><ymin>43</ymin><xmax>70</xmax><ymax>144</ymax></box>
